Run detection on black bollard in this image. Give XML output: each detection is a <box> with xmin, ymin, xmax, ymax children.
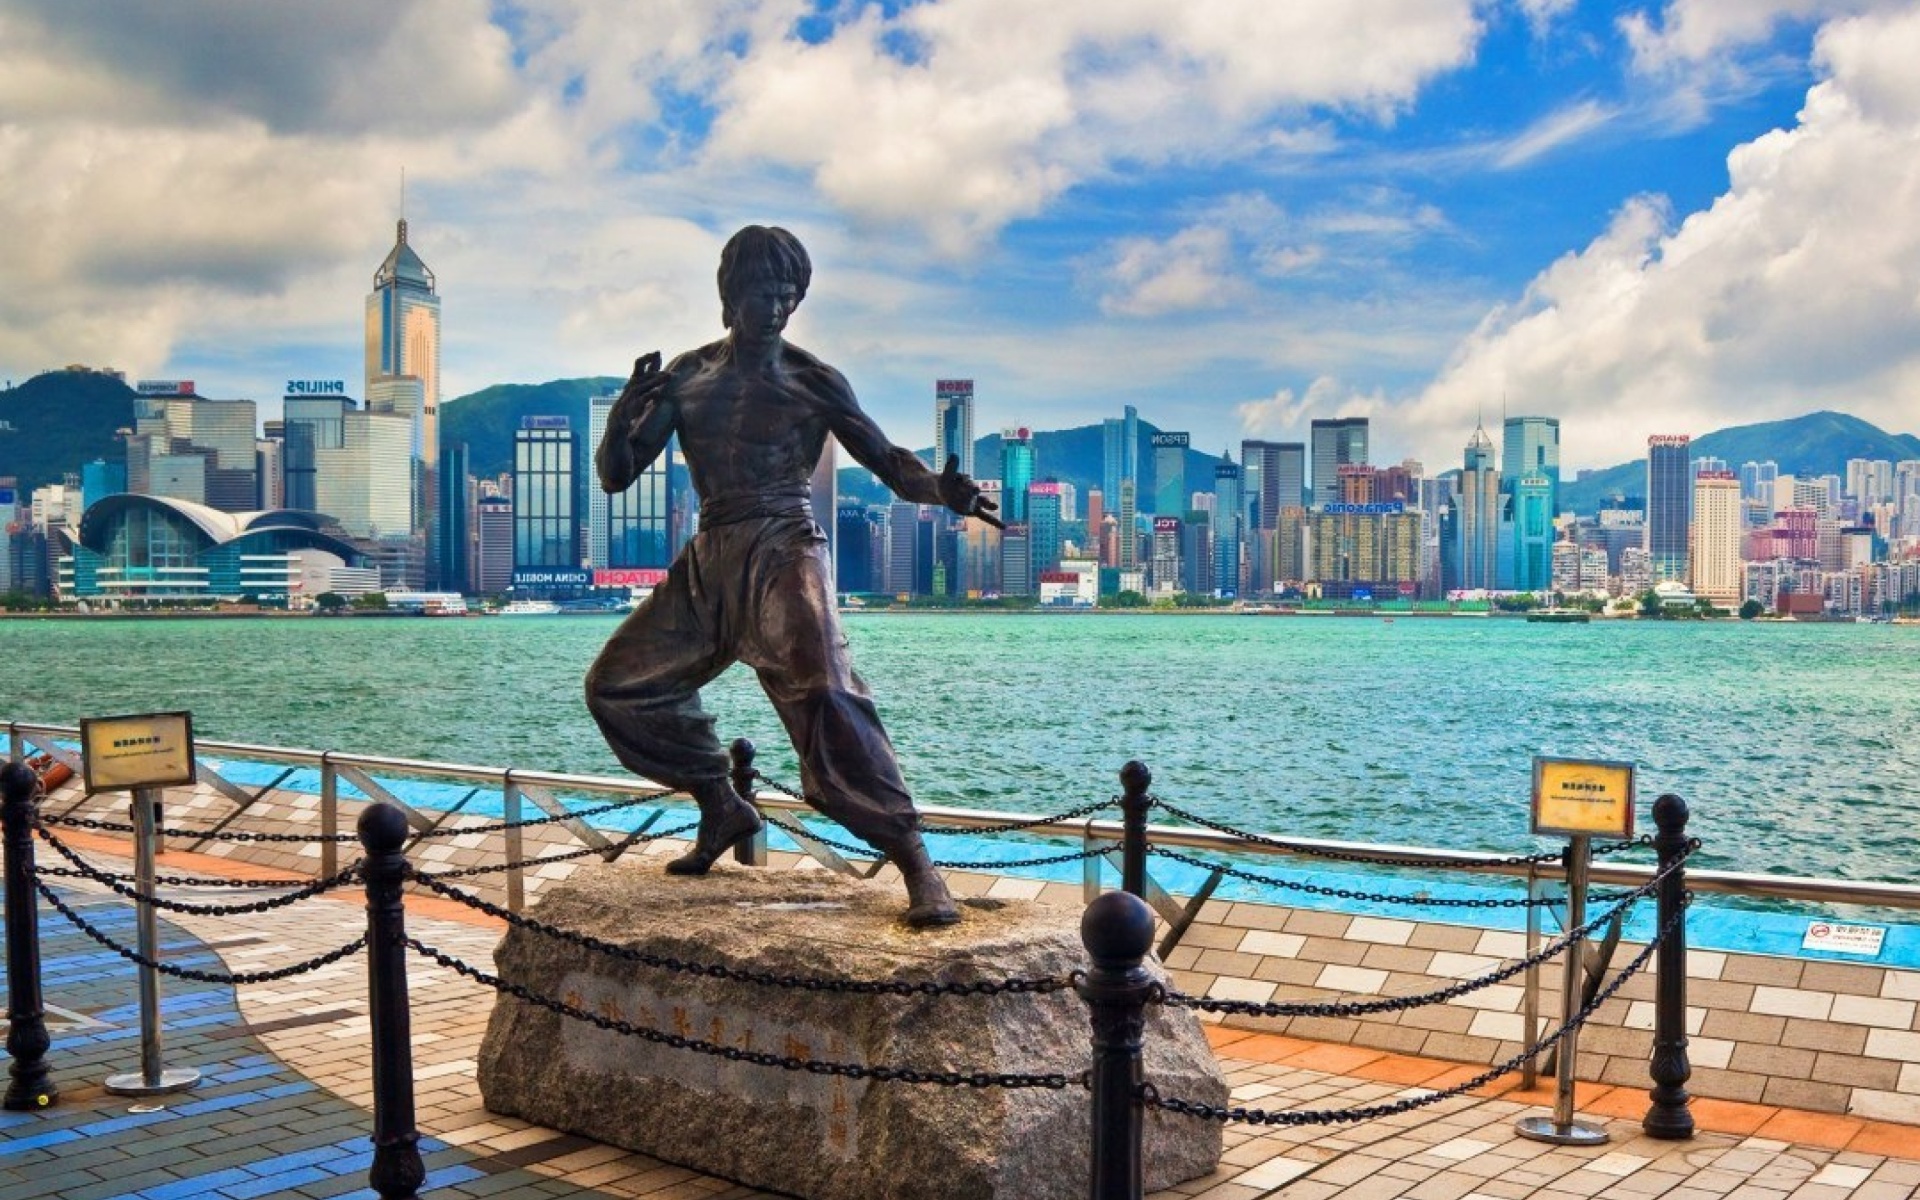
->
<box><xmin>1078</xmin><ymin>889</ymin><xmax>1156</xmax><ymax>1200</ymax></box>
<box><xmin>1118</xmin><ymin>761</ymin><xmax>1151</xmax><ymax>900</ymax></box>
<box><xmin>1642</xmin><ymin>793</ymin><xmax>1695</xmax><ymax>1139</ymax></box>
<box><xmin>359</xmin><ymin>803</ymin><xmax>425</xmax><ymax>1198</ymax></box>
<box><xmin>729</xmin><ymin>738</ymin><xmax>765</xmax><ymax>866</ymax></box>
<box><xmin>2</xmin><ymin>761</ymin><xmax>57</xmax><ymax>1111</ymax></box>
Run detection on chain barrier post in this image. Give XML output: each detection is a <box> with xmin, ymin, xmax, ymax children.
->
<box><xmin>2</xmin><ymin>761</ymin><xmax>57</xmax><ymax>1111</ymax></box>
<box><xmin>502</xmin><ymin>772</ymin><xmax>525</xmax><ymax>914</ymax></box>
<box><xmin>320</xmin><ymin>751</ymin><xmax>339</xmax><ymax>881</ymax></box>
<box><xmin>1516</xmin><ymin>834</ymin><xmax>1605</xmax><ymax>1146</ymax></box>
<box><xmin>729</xmin><ymin>739</ymin><xmax>767</xmax><ymax>866</ymax></box>
<box><xmin>103</xmin><ymin>786</ymin><xmax>201</xmax><ymax>1097</ymax></box>
<box><xmin>1522</xmin><ymin>861</ymin><xmax>1542</xmax><ymax>1090</ymax></box>
<box><xmin>1078</xmin><ymin>889</ymin><xmax>1154</xmax><ymax>1200</ymax></box>
<box><xmin>1119</xmin><ymin>761</ymin><xmax>1151</xmax><ymax>900</ymax></box>
<box><xmin>1643</xmin><ymin>793</ymin><xmax>1695</xmax><ymax>1139</ymax></box>
<box><xmin>360</xmin><ymin>802</ymin><xmax>425</xmax><ymax>1199</ymax></box>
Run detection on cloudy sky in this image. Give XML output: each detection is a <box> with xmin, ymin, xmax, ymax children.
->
<box><xmin>4</xmin><ymin>0</ymin><xmax>1918</xmax><ymax>471</ymax></box>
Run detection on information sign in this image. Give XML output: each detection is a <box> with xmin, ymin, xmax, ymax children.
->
<box><xmin>1531</xmin><ymin>756</ymin><xmax>1635</xmax><ymax>838</ymax></box>
<box><xmin>1802</xmin><ymin>921</ymin><xmax>1886</xmax><ymax>957</ymax></box>
<box><xmin>80</xmin><ymin>711</ymin><xmax>197</xmax><ymax>793</ymax></box>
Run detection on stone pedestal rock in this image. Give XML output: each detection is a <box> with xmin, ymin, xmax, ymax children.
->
<box><xmin>477</xmin><ymin>864</ymin><xmax>1226</xmax><ymax>1200</ymax></box>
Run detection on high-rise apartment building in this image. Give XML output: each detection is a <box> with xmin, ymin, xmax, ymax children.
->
<box><xmin>589</xmin><ymin>393</ymin><xmax>674</xmax><ymax>571</ymax></box>
<box><xmin>1116</xmin><ymin>478</ymin><xmax>1138</xmax><ymax>571</ymax></box>
<box><xmin>1690</xmin><ymin>471</ymin><xmax>1743</xmax><ymax>605</ymax></box>
<box><xmin>1503</xmin><ymin>417</ymin><xmax>1559</xmax><ymax>592</ymax></box>
<box><xmin>1646</xmin><ymin>435</ymin><xmax>1693</xmax><ymax>583</ymax></box>
<box><xmin>1213</xmin><ymin>454</ymin><xmax>1242</xmax><ymax>596</ymax></box>
<box><xmin>473</xmin><ymin>495</ymin><xmax>513</xmax><ymax>595</ymax></box>
<box><xmin>1028</xmin><ymin>483</ymin><xmax>1063</xmax><ymax>583</ymax></box>
<box><xmin>1309</xmin><ymin>418</ymin><xmax>1368</xmax><ymax>508</ymax></box>
<box><xmin>1151</xmin><ymin>432</ymin><xmax>1189</xmax><ymax>516</ymax></box>
<box><xmin>934</xmin><ymin>380</ymin><xmax>974</xmax><ymax>478</ymax></box>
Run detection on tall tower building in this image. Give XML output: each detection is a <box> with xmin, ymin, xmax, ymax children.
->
<box><xmin>366</xmin><ymin>217</ymin><xmax>443</xmax><ymax>579</ymax></box>
<box><xmin>1647</xmin><ymin>435</ymin><xmax>1693</xmax><ymax>583</ymax></box>
<box><xmin>1309</xmin><ymin>418</ymin><xmax>1368</xmax><ymax>508</ymax></box>
<box><xmin>1213</xmin><ymin>452</ymin><xmax>1242</xmax><ymax>596</ymax></box>
<box><xmin>1151</xmin><ymin>431</ymin><xmax>1189</xmax><ymax>516</ymax></box>
<box><xmin>934</xmin><ymin>380</ymin><xmax>974</xmax><ymax>477</ymax></box>
<box><xmin>512</xmin><ymin>417</ymin><xmax>578</xmax><ymax>575</ymax></box>
<box><xmin>999</xmin><ymin>428</ymin><xmax>1035</xmax><ymax>525</ymax></box>
<box><xmin>1116</xmin><ymin>478</ymin><xmax>1138</xmax><ymax>571</ymax></box>
<box><xmin>1029</xmin><ymin>482</ymin><xmax>1063</xmax><ymax>582</ymax></box>
<box><xmin>1691</xmin><ymin>470</ymin><xmax>1742</xmax><ymax>605</ymax></box>
<box><xmin>1102</xmin><ymin>406</ymin><xmax>1139</xmax><ymax>510</ymax></box>
<box><xmin>1456</xmin><ymin>424</ymin><xmax>1501</xmax><ymax>591</ymax></box>
<box><xmin>1502</xmin><ymin>416</ymin><xmax>1559</xmax><ymax>592</ymax></box>
<box><xmin>589</xmin><ymin>393</ymin><xmax>675</xmax><ymax>571</ymax></box>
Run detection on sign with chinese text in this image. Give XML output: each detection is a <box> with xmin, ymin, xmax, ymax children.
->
<box><xmin>1802</xmin><ymin>922</ymin><xmax>1886</xmax><ymax>957</ymax></box>
<box><xmin>80</xmin><ymin>711</ymin><xmax>196</xmax><ymax>793</ymax></box>
<box><xmin>1531</xmin><ymin>756</ymin><xmax>1635</xmax><ymax>838</ymax></box>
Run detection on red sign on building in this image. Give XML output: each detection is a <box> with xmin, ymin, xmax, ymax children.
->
<box><xmin>593</xmin><ymin>568</ymin><xmax>668</xmax><ymax>588</ymax></box>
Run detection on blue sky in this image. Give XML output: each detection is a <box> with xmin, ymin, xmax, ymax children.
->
<box><xmin>3</xmin><ymin>0</ymin><xmax>1918</xmax><ymax>472</ymax></box>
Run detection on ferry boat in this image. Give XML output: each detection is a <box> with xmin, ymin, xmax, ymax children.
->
<box><xmin>1525</xmin><ymin>608</ymin><xmax>1591</xmax><ymax>623</ymax></box>
<box><xmin>497</xmin><ymin>599</ymin><xmax>561</xmax><ymax>616</ymax></box>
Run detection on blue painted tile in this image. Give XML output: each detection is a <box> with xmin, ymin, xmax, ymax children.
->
<box><xmin>139</xmin><ymin>1167</ymin><xmax>256</xmax><ymax>1199</ymax></box>
<box><xmin>0</xmin><ymin>1127</ymin><xmax>83</xmax><ymax>1155</ymax></box>
<box><xmin>219</xmin><ymin>1165</ymin><xmax>331</xmax><ymax>1197</ymax></box>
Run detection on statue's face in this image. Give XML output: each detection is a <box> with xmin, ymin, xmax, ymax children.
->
<box><xmin>729</xmin><ymin>277</ymin><xmax>801</xmax><ymax>343</ymax></box>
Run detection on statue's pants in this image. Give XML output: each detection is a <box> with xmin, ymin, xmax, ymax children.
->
<box><xmin>585</xmin><ymin>512</ymin><xmax>920</xmax><ymax>848</ymax></box>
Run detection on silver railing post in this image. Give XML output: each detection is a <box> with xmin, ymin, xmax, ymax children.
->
<box><xmin>1522</xmin><ymin>861</ymin><xmax>1542</xmax><ymax>1089</ymax></box>
<box><xmin>1517</xmin><ymin>835</ymin><xmax>1605</xmax><ymax>1146</ymax></box>
<box><xmin>320</xmin><ymin>752</ymin><xmax>339</xmax><ymax>881</ymax></box>
<box><xmin>503</xmin><ymin>774</ymin><xmax>525</xmax><ymax>914</ymax></box>
<box><xmin>103</xmin><ymin>786</ymin><xmax>200</xmax><ymax>1097</ymax></box>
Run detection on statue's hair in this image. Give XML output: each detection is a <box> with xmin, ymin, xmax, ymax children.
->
<box><xmin>717</xmin><ymin>225</ymin><xmax>811</xmax><ymax>327</ymax></box>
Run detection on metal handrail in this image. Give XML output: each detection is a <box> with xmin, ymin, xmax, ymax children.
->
<box><xmin>13</xmin><ymin>718</ymin><xmax>1920</xmax><ymax>914</ymax></box>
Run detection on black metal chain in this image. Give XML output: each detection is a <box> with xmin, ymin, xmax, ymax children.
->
<box><xmin>1160</xmin><ymin>865</ymin><xmax>1674</xmax><ymax>1019</ymax></box>
<box><xmin>409</xmin><ymin>870</ymin><xmax>1073</xmax><ymax>996</ymax></box>
<box><xmin>40</xmin><ymin>812</ymin><xmax>364</xmax><ymax>844</ymax></box>
<box><xmin>33</xmin><ymin>880</ymin><xmax>367</xmax><ymax>984</ymax></box>
<box><xmin>409</xmin><ymin>822</ymin><xmax>700</xmax><ymax>881</ymax></box>
<box><xmin>752</xmin><ymin>771</ymin><xmax>1116</xmax><ymax>836</ymax></box>
<box><xmin>1151</xmin><ymin>845</ymin><xmax>1567</xmax><ymax>910</ymax></box>
<box><xmin>32</xmin><ymin>823</ymin><xmax>362</xmax><ymax>916</ymax></box>
<box><xmin>1150</xmin><ymin>797</ymin><xmax>1648</xmax><ymax>868</ymax></box>
<box><xmin>406</xmin><ymin>935</ymin><xmax>1083</xmax><ymax>1090</ymax></box>
<box><xmin>1147</xmin><ymin>896</ymin><xmax>1689</xmax><ymax>1125</ymax></box>
<box><xmin>406</xmin><ymin>793</ymin><xmax>680</xmax><ymax>839</ymax></box>
<box><xmin>757</xmin><ymin>813</ymin><xmax>1104</xmax><ymax>871</ymax></box>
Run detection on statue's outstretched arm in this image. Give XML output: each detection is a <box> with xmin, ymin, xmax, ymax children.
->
<box><xmin>817</xmin><ymin>368</ymin><xmax>1001</xmax><ymax>527</ymax></box>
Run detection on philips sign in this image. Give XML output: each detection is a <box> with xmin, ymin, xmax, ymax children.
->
<box><xmin>286</xmin><ymin>380</ymin><xmax>347</xmax><ymax>397</ymax></box>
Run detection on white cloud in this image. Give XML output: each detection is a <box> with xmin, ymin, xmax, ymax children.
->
<box><xmin>1409</xmin><ymin>4</ymin><xmax>1920</xmax><ymax>469</ymax></box>
<box><xmin>1618</xmin><ymin>0</ymin><xmax>1891</xmax><ymax>69</ymax></box>
<box><xmin>1099</xmin><ymin>226</ymin><xmax>1247</xmax><ymax>318</ymax></box>
<box><xmin>1238</xmin><ymin>376</ymin><xmax>1386</xmax><ymax>438</ymax></box>
<box><xmin>1493</xmin><ymin>100</ymin><xmax>1619</xmax><ymax>168</ymax></box>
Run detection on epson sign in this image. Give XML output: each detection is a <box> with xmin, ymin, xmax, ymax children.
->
<box><xmin>1150</xmin><ymin>432</ymin><xmax>1190</xmax><ymax>448</ymax></box>
<box><xmin>286</xmin><ymin>380</ymin><xmax>347</xmax><ymax>396</ymax></box>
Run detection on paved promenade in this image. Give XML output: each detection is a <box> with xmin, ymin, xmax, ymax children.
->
<box><xmin>4</xmin><ymin>832</ymin><xmax>1920</xmax><ymax>1200</ymax></box>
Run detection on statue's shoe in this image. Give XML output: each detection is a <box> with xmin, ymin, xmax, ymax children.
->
<box><xmin>665</xmin><ymin>799</ymin><xmax>763</xmax><ymax>875</ymax></box>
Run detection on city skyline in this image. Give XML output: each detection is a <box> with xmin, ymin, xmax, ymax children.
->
<box><xmin>4</xmin><ymin>2</ymin><xmax>1918</xmax><ymax>473</ymax></box>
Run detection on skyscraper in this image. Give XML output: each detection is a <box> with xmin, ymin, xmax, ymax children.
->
<box><xmin>1455</xmin><ymin>424</ymin><xmax>1501</xmax><ymax>591</ymax></box>
<box><xmin>1102</xmin><ymin>405</ymin><xmax>1139</xmax><ymax>510</ymax></box>
<box><xmin>1309</xmin><ymin>418</ymin><xmax>1368</xmax><ymax>508</ymax></box>
<box><xmin>999</xmin><ymin>428</ymin><xmax>1035</xmax><ymax>525</ymax></box>
<box><xmin>1029</xmin><ymin>482</ymin><xmax>1063</xmax><ymax>583</ymax></box>
<box><xmin>589</xmin><ymin>393</ymin><xmax>674</xmax><ymax>570</ymax></box>
<box><xmin>366</xmin><ymin>217</ymin><xmax>442</xmax><ymax>579</ymax></box>
<box><xmin>1239</xmin><ymin>440</ymin><xmax>1304</xmax><ymax>531</ymax></box>
<box><xmin>1213</xmin><ymin>453</ymin><xmax>1242</xmax><ymax>596</ymax></box>
<box><xmin>1502</xmin><ymin>416</ymin><xmax>1559</xmax><ymax>592</ymax></box>
<box><xmin>1151</xmin><ymin>431</ymin><xmax>1189</xmax><ymax>516</ymax></box>
<box><xmin>1647</xmin><ymin>435</ymin><xmax>1693</xmax><ymax>583</ymax></box>
<box><xmin>934</xmin><ymin>380</ymin><xmax>974</xmax><ymax>477</ymax></box>
<box><xmin>1691</xmin><ymin>470</ymin><xmax>1742</xmax><ymax>605</ymax></box>
<box><xmin>513</xmin><ymin>417</ymin><xmax>578</xmax><ymax>572</ymax></box>
<box><xmin>283</xmin><ymin>391</ymin><xmax>354</xmax><ymax>514</ymax></box>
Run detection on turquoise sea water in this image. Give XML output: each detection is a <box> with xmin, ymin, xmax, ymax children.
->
<box><xmin>4</xmin><ymin>612</ymin><xmax>1917</xmax><ymax>887</ymax></box>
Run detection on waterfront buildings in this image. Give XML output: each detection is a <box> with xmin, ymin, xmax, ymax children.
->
<box><xmin>512</xmin><ymin>417</ymin><xmax>578</xmax><ymax>575</ymax></box>
<box><xmin>1647</xmin><ymin>435</ymin><xmax>1693</xmax><ymax>583</ymax></box>
<box><xmin>365</xmin><ymin>218</ymin><xmax>443</xmax><ymax>585</ymax></box>
<box><xmin>1102</xmin><ymin>406</ymin><xmax>1139</xmax><ymax>514</ymax></box>
<box><xmin>61</xmin><ymin>494</ymin><xmax>366</xmax><ymax>604</ymax></box>
<box><xmin>1151</xmin><ymin>431</ymin><xmax>1189</xmax><ymax>517</ymax></box>
<box><xmin>1213</xmin><ymin>454</ymin><xmax>1242</xmax><ymax>596</ymax></box>
<box><xmin>1690</xmin><ymin>471</ymin><xmax>1743</xmax><ymax>605</ymax></box>
<box><xmin>1452</xmin><ymin>424</ymin><xmax>1501</xmax><ymax>592</ymax></box>
<box><xmin>588</xmin><ymin>393</ymin><xmax>674</xmax><ymax>572</ymax></box>
<box><xmin>1503</xmin><ymin>417</ymin><xmax>1559</xmax><ymax>591</ymax></box>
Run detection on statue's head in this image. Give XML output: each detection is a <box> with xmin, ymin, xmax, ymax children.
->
<box><xmin>718</xmin><ymin>225</ymin><xmax>811</xmax><ymax>329</ymax></box>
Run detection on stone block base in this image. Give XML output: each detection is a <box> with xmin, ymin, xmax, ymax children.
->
<box><xmin>477</xmin><ymin>864</ymin><xmax>1225</xmax><ymax>1200</ymax></box>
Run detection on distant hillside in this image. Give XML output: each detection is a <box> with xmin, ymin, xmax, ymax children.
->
<box><xmin>0</xmin><ymin>370</ymin><xmax>137</xmax><ymax>493</ymax></box>
<box><xmin>440</xmin><ymin>377</ymin><xmax>622</xmax><ymax>477</ymax></box>
<box><xmin>1560</xmin><ymin>411</ymin><xmax>1920</xmax><ymax>513</ymax></box>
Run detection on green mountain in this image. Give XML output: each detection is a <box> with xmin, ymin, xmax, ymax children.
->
<box><xmin>0</xmin><ymin>369</ymin><xmax>138</xmax><ymax>494</ymax></box>
<box><xmin>1560</xmin><ymin>411</ymin><xmax>1920</xmax><ymax>513</ymax></box>
<box><xmin>440</xmin><ymin>377</ymin><xmax>623</xmax><ymax>477</ymax></box>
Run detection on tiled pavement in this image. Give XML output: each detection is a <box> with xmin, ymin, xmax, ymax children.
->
<box><xmin>5</xmin><ymin>832</ymin><xmax>1920</xmax><ymax>1199</ymax></box>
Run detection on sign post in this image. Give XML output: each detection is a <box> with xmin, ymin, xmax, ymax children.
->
<box><xmin>1516</xmin><ymin>756</ymin><xmax>1634</xmax><ymax>1147</ymax></box>
<box><xmin>81</xmin><ymin>713</ymin><xmax>202</xmax><ymax>1098</ymax></box>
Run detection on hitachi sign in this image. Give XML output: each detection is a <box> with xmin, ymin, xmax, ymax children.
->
<box><xmin>286</xmin><ymin>380</ymin><xmax>347</xmax><ymax>396</ymax></box>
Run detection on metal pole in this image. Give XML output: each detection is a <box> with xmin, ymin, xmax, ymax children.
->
<box><xmin>502</xmin><ymin>776</ymin><xmax>525</xmax><ymax>914</ymax></box>
<box><xmin>1522</xmin><ymin>861</ymin><xmax>1541</xmax><ymax>1090</ymax></box>
<box><xmin>2</xmin><ymin>761</ymin><xmax>57</xmax><ymax>1110</ymax></box>
<box><xmin>1643</xmin><ymin>793</ymin><xmax>1695</xmax><ymax>1139</ymax></box>
<box><xmin>1119</xmin><ymin>761</ymin><xmax>1151</xmax><ymax>899</ymax></box>
<box><xmin>729</xmin><ymin>738</ymin><xmax>766</xmax><ymax>866</ymax></box>
<box><xmin>360</xmin><ymin>802</ymin><xmax>425</xmax><ymax>1199</ymax></box>
<box><xmin>104</xmin><ymin>787</ymin><xmax>200</xmax><ymax>1096</ymax></box>
<box><xmin>320</xmin><ymin>752</ymin><xmax>339</xmax><ymax>881</ymax></box>
<box><xmin>1078</xmin><ymin>889</ymin><xmax>1155</xmax><ymax>1200</ymax></box>
<box><xmin>1516</xmin><ymin>835</ymin><xmax>1605</xmax><ymax>1146</ymax></box>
